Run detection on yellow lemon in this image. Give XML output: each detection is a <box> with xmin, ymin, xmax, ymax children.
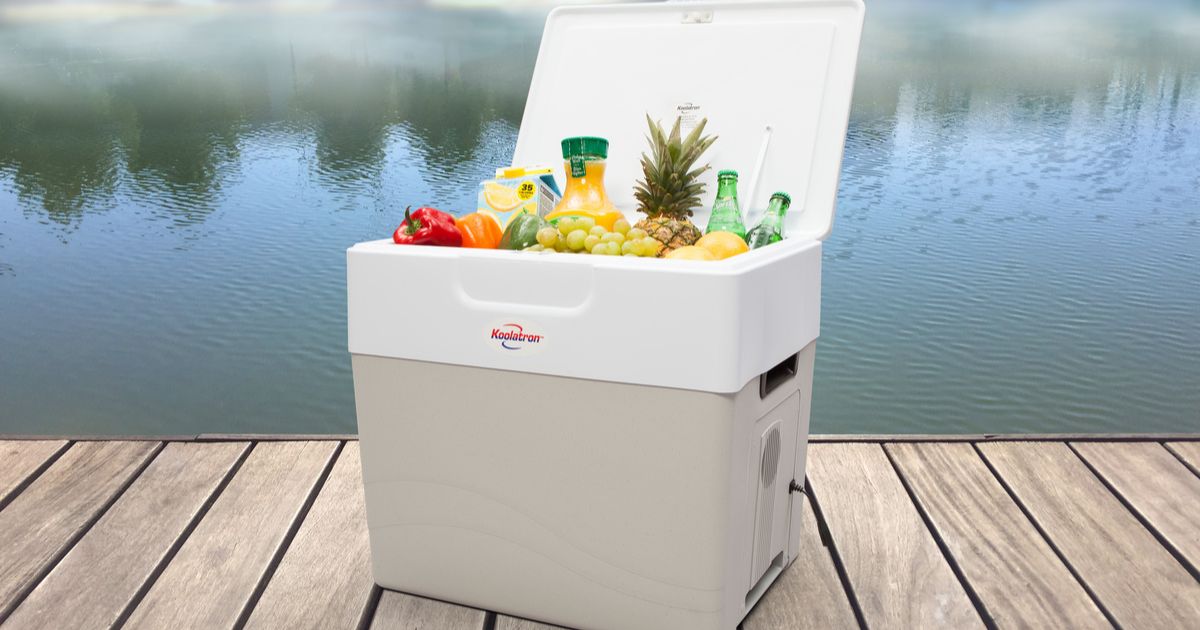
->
<box><xmin>665</xmin><ymin>245</ymin><xmax>717</xmax><ymax>261</ymax></box>
<box><xmin>695</xmin><ymin>231</ymin><xmax>749</xmax><ymax>260</ymax></box>
<box><xmin>483</xmin><ymin>182</ymin><xmax>522</xmax><ymax>212</ymax></box>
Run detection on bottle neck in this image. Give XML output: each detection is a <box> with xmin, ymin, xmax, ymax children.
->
<box><xmin>565</xmin><ymin>156</ymin><xmax>604</xmax><ymax>183</ymax></box>
<box><xmin>715</xmin><ymin>178</ymin><xmax>738</xmax><ymax>199</ymax></box>
<box><xmin>761</xmin><ymin>198</ymin><xmax>789</xmax><ymax>226</ymax></box>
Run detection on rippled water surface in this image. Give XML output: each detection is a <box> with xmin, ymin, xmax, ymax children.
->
<box><xmin>2</xmin><ymin>1</ymin><xmax>1198</xmax><ymax>435</ymax></box>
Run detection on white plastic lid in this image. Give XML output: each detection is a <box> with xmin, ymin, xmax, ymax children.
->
<box><xmin>512</xmin><ymin>0</ymin><xmax>865</xmax><ymax>242</ymax></box>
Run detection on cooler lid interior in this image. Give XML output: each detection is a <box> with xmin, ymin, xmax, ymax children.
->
<box><xmin>512</xmin><ymin>0</ymin><xmax>865</xmax><ymax>242</ymax></box>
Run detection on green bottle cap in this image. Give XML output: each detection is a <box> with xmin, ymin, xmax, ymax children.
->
<box><xmin>561</xmin><ymin>136</ymin><xmax>609</xmax><ymax>159</ymax></box>
<box><xmin>770</xmin><ymin>191</ymin><xmax>792</xmax><ymax>206</ymax></box>
<box><xmin>717</xmin><ymin>169</ymin><xmax>738</xmax><ymax>179</ymax></box>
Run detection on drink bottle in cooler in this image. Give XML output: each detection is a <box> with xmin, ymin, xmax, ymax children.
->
<box><xmin>704</xmin><ymin>170</ymin><xmax>747</xmax><ymax>240</ymax></box>
<box><xmin>745</xmin><ymin>192</ymin><xmax>791</xmax><ymax>249</ymax></box>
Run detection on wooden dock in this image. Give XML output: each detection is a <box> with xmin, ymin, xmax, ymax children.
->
<box><xmin>1</xmin><ymin>435</ymin><xmax>1199</xmax><ymax>629</ymax></box>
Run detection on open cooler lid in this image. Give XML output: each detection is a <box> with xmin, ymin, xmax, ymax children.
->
<box><xmin>513</xmin><ymin>0</ymin><xmax>865</xmax><ymax>242</ymax></box>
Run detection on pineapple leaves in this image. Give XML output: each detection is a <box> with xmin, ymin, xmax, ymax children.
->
<box><xmin>634</xmin><ymin>114</ymin><xmax>717</xmax><ymax>219</ymax></box>
<box><xmin>680</xmin><ymin>118</ymin><xmax>709</xmax><ymax>155</ymax></box>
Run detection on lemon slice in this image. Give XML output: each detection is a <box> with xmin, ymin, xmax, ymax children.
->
<box><xmin>483</xmin><ymin>182</ymin><xmax>522</xmax><ymax>212</ymax></box>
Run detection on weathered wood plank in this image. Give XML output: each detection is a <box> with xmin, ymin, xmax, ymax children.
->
<box><xmin>806</xmin><ymin>442</ymin><xmax>982</xmax><ymax>629</ymax></box>
<box><xmin>4</xmin><ymin>433</ymin><xmax>1198</xmax><ymax>443</ymax></box>
<box><xmin>123</xmin><ymin>440</ymin><xmax>339</xmax><ymax>629</ymax></box>
<box><xmin>1073</xmin><ymin>442</ymin><xmax>1200</xmax><ymax>575</ymax></box>
<box><xmin>979</xmin><ymin>442</ymin><xmax>1200</xmax><ymax>628</ymax></box>
<box><xmin>488</xmin><ymin>499</ymin><xmax>859</xmax><ymax>630</ymax></box>
<box><xmin>742</xmin><ymin>494</ymin><xmax>858</xmax><ymax>629</ymax></box>
<box><xmin>370</xmin><ymin>590</ymin><xmax>487</xmax><ymax>629</ymax></box>
<box><xmin>0</xmin><ymin>440</ymin><xmax>68</xmax><ymax>508</ymax></box>
<box><xmin>495</xmin><ymin>616</ymin><xmax>567</xmax><ymax>629</ymax></box>
<box><xmin>1165</xmin><ymin>441</ymin><xmax>1200</xmax><ymax>477</ymax></box>
<box><xmin>0</xmin><ymin>441</ymin><xmax>160</xmax><ymax>620</ymax></box>
<box><xmin>887</xmin><ymin>442</ymin><xmax>1109</xmax><ymax>628</ymax></box>
<box><xmin>811</xmin><ymin>434</ymin><xmax>1200</xmax><ymax>443</ymax></box>
<box><xmin>245</xmin><ymin>442</ymin><xmax>374</xmax><ymax>629</ymax></box>
<box><xmin>3</xmin><ymin>442</ymin><xmax>247</xmax><ymax>629</ymax></box>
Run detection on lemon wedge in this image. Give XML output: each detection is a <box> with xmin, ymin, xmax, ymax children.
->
<box><xmin>483</xmin><ymin>182</ymin><xmax>522</xmax><ymax>212</ymax></box>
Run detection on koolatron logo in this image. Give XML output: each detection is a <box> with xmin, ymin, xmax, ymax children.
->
<box><xmin>490</xmin><ymin>323</ymin><xmax>545</xmax><ymax>351</ymax></box>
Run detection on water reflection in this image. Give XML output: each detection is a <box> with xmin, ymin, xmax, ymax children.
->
<box><xmin>120</xmin><ymin>65</ymin><xmax>261</xmax><ymax>224</ymax></box>
<box><xmin>298</xmin><ymin>58</ymin><xmax>394</xmax><ymax>186</ymax></box>
<box><xmin>399</xmin><ymin>63</ymin><xmax>529</xmax><ymax>183</ymax></box>
<box><xmin>0</xmin><ymin>1</ymin><xmax>1197</xmax><ymax>435</ymax></box>
<box><xmin>0</xmin><ymin>6</ymin><xmax>538</xmax><ymax>229</ymax></box>
<box><xmin>0</xmin><ymin>75</ymin><xmax>126</xmax><ymax>226</ymax></box>
<box><xmin>815</xmin><ymin>1</ymin><xmax>1200</xmax><ymax>434</ymax></box>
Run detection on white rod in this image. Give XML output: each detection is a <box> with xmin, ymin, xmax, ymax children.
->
<box><xmin>743</xmin><ymin>125</ymin><xmax>772</xmax><ymax>223</ymax></box>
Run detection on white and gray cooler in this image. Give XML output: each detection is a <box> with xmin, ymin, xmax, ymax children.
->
<box><xmin>349</xmin><ymin>1</ymin><xmax>864</xmax><ymax>629</ymax></box>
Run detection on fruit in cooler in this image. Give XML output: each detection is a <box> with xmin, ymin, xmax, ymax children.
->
<box><xmin>536</xmin><ymin>227</ymin><xmax>559</xmax><ymax>248</ymax></box>
<box><xmin>633</xmin><ymin>115</ymin><xmax>717</xmax><ymax>256</ymax></box>
<box><xmin>499</xmin><ymin>213</ymin><xmax>550</xmax><ymax>250</ymax></box>
<box><xmin>565</xmin><ymin>229</ymin><xmax>587</xmax><ymax>251</ymax></box>
<box><xmin>392</xmin><ymin>206</ymin><xmax>462</xmax><ymax>247</ymax></box>
<box><xmin>523</xmin><ymin>214</ymin><xmax>663</xmax><ymax>257</ymax></box>
<box><xmin>664</xmin><ymin>245</ymin><xmax>716</xmax><ymax>261</ymax></box>
<box><xmin>456</xmin><ymin>212</ymin><xmax>503</xmax><ymax>249</ymax></box>
<box><xmin>695</xmin><ymin>231</ymin><xmax>749</xmax><ymax>260</ymax></box>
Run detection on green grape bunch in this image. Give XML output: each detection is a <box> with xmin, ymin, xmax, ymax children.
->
<box><xmin>523</xmin><ymin>216</ymin><xmax>663</xmax><ymax>257</ymax></box>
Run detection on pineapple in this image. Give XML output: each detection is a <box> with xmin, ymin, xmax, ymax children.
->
<box><xmin>633</xmin><ymin>115</ymin><xmax>717</xmax><ymax>256</ymax></box>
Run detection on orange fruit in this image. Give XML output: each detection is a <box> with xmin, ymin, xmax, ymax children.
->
<box><xmin>695</xmin><ymin>231</ymin><xmax>749</xmax><ymax>260</ymax></box>
<box><xmin>665</xmin><ymin>245</ymin><xmax>716</xmax><ymax>261</ymax></box>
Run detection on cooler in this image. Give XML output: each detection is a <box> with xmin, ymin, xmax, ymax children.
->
<box><xmin>348</xmin><ymin>1</ymin><xmax>864</xmax><ymax>628</ymax></box>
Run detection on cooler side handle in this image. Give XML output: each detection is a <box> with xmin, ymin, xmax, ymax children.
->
<box><xmin>759</xmin><ymin>353</ymin><xmax>800</xmax><ymax>399</ymax></box>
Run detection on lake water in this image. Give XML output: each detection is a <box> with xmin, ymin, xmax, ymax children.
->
<box><xmin>1</xmin><ymin>1</ymin><xmax>1198</xmax><ymax>436</ymax></box>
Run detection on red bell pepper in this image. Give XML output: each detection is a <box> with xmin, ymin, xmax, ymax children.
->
<box><xmin>393</xmin><ymin>206</ymin><xmax>462</xmax><ymax>247</ymax></box>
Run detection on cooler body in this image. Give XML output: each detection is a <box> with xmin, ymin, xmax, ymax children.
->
<box><xmin>353</xmin><ymin>343</ymin><xmax>815</xmax><ymax>630</ymax></box>
<box><xmin>348</xmin><ymin>236</ymin><xmax>823</xmax><ymax>630</ymax></box>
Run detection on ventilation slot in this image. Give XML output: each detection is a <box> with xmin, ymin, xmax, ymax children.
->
<box><xmin>750</xmin><ymin>424</ymin><xmax>782</xmax><ymax>585</ymax></box>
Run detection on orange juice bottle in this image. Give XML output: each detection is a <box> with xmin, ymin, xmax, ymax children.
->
<box><xmin>545</xmin><ymin>136</ymin><xmax>623</xmax><ymax>231</ymax></box>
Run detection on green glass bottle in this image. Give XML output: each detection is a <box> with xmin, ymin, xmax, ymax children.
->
<box><xmin>704</xmin><ymin>170</ymin><xmax>747</xmax><ymax>240</ymax></box>
<box><xmin>745</xmin><ymin>192</ymin><xmax>791</xmax><ymax>249</ymax></box>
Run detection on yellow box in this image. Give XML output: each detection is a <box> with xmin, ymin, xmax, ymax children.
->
<box><xmin>477</xmin><ymin>165</ymin><xmax>561</xmax><ymax>229</ymax></box>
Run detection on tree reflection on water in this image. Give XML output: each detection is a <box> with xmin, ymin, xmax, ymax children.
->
<box><xmin>0</xmin><ymin>73</ymin><xmax>127</xmax><ymax>226</ymax></box>
<box><xmin>0</xmin><ymin>5</ymin><xmax>538</xmax><ymax>231</ymax></box>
